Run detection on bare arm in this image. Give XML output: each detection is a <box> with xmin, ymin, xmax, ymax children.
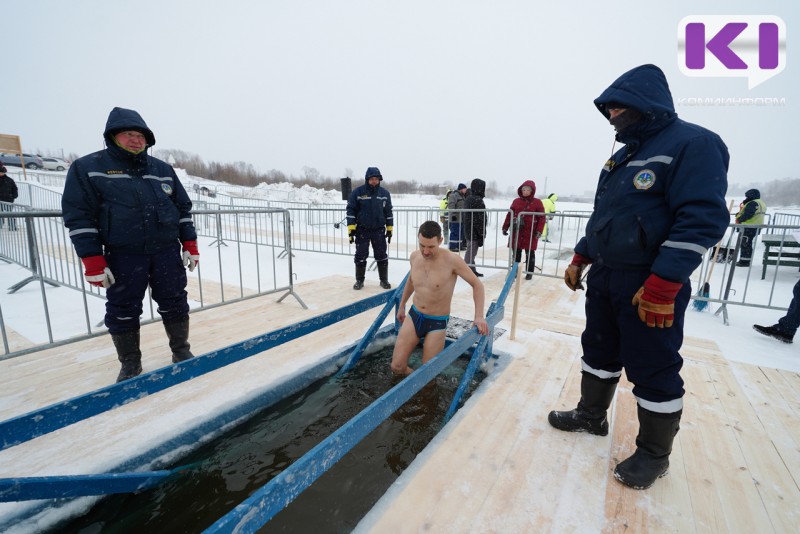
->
<box><xmin>453</xmin><ymin>255</ymin><xmax>489</xmax><ymax>335</ymax></box>
<box><xmin>396</xmin><ymin>269</ymin><xmax>415</xmax><ymax>323</ymax></box>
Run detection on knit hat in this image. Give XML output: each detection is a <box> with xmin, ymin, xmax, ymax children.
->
<box><xmin>0</xmin><ymin>164</ymin><xmax>6</xmax><ymax>173</ymax></box>
<box><xmin>457</xmin><ymin>183</ymin><xmax>467</xmax><ymax>190</ymax></box>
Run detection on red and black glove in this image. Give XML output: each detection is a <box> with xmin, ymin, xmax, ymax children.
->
<box><xmin>631</xmin><ymin>274</ymin><xmax>683</xmax><ymax>328</ymax></box>
<box><xmin>182</xmin><ymin>240</ymin><xmax>200</xmax><ymax>272</ymax></box>
<box><xmin>564</xmin><ymin>253</ymin><xmax>591</xmax><ymax>291</ymax></box>
<box><xmin>82</xmin><ymin>255</ymin><xmax>115</xmax><ymax>288</ymax></box>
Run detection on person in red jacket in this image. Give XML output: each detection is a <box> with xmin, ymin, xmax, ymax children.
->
<box><xmin>501</xmin><ymin>180</ymin><xmax>546</xmax><ymax>280</ymax></box>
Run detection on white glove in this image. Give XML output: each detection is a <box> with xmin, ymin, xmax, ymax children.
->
<box><xmin>182</xmin><ymin>249</ymin><xmax>199</xmax><ymax>272</ymax></box>
<box><xmin>86</xmin><ymin>267</ymin><xmax>116</xmax><ymax>288</ymax></box>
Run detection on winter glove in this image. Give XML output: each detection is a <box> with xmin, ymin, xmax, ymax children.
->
<box><xmin>535</xmin><ymin>231</ymin><xmax>542</xmax><ymax>239</ymax></box>
<box><xmin>82</xmin><ymin>255</ymin><xmax>115</xmax><ymax>288</ymax></box>
<box><xmin>348</xmin><ymin>224</ymin><xmax>356</xmax><ymax>244</ymax></box>
<box><xmin>631</xmin><ymin>274</ymin><xmax>683</xmax><ymax>328</ymax></box>
<box><xmin>385</xmin><ymin>226</ymin><xmax>393</xmax><ymax>244</ymax></box>
<box><xmin>451</xmin><ymin>215</ymin><xmax>458</xmax><ymax>222</ymax></box>
<box><xmin>502</xmin><ymin>228</ymin><xmax>509</xmax><ymax>236</ymax></box>
<box><xmin>182</xmin><ymin>240</ymin><xmax>200</xmax><ymax>272</ymax></box>
<box><xmin>564</xmin><ymin>253</ymin><xmax>591</xmax><ymax>291</ymax></box>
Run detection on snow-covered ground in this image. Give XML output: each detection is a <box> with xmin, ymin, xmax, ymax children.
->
<box><xmin>1</xmin><ymin>174</ymin><xmax>799</xmax><ymax>532</ymax></box>
<box><xmin>2</xmin><ymin>171</ymin><xmax>799</xmax><ymax>371</ymax></box>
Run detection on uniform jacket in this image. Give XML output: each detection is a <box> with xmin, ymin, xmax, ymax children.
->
<box><xmin>0</xmin><ymin>175</ymin><xmax>18</xmax><ymax>203</ymax></box>
<box><xmin>502</xmin><ymin>180</ymin><xmax>545</xmax><ymax>251</ymax></box>
<box><xmin>62</xmin><ymin>108</ymin><xmax>196</xmax><ymax>258</ymax></box>
<box><xmin>346</xmin><ymin>179</ymin><xmax>393</xmax><ymax>230</ymax></box>
<box><xmin>463</xmin><ymin>179</ymin><xmax>487</xmax><ymax>243</ymax></box>
<box><xmin>735</xmin><ymin>189</ymin><xmax>766</xmax><ymax>225</ymax></box>
<box><xmin>575</xmin><ymin>64</ymin><xmax>729</xmax><ymax>283</ymax></box>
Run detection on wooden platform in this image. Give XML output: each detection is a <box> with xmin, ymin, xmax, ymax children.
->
<box><xmin>357</xmin><ymin>274</ymin><xmax>800</xmax><ymax>533</ymax></box>
<box><xmin>1</xmin><ymin>272</ymin><xmax>799</xmax><ymax>533</ymax></box>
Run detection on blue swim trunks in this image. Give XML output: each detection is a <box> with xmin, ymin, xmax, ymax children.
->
<box><xmin>408</xmin><ymin>304</ymin><xmax>449</xmax><ymax>338</ymax></box>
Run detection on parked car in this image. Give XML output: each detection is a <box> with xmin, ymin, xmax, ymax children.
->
<box><xmin>0</xmin><ymin>152</ymin><xmax>45</xmax><ymax>169</ymax></box>
<box><xmin>41</xmin><ymin>157</ymin><xmax>71</xmax><ymax>171</ymax></box>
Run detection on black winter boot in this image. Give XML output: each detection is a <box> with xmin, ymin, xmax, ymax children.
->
<box><xmin>614</xmin><ymin>406</ymin><xmax>682</xmax><ymax>489</ymax></box>
<box><xmin>164</xmin><ymin>316</ymin><xmax>194</xmax><ymax>363</ymax></box>
<box><xmin>548</xmin><ymin>372</ymin><xmax>618</xmax><ymax>436</ymax></box>
<box><xmin>525</xmin><ymin>252</ymin><xmax>535</xmax><ymax>280</ymax></box>
<box><xmin>112</xmin><ymin>330</ymin><xmax>143</xmax><ymax>383</ymax></box>
<box><xmin>353</xmin><ymin>263</ymin><xmax>366</xmax><ymax>290</ymax></box>
<box><xmin>378</xmin><ymin>262</ymin><xmax>391</xmax><ymax>289</ymax></box>
<box><xmin>753</xmin><ymin>324</ymin><xmax>794</xmax><ymax>343</ymax></box>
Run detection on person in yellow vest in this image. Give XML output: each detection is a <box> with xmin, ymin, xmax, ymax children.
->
<box><xmin>541</xmin><ymin>193</ymin><xmax>558</xmax><ymax>242</ymax></box>
<box><xmin>735</xmin><ymin>189</ymin><xmax>766</xmax><ymax>267</ymax></box>
<box><xmin>439</xmin><ymin>189</ymin><xmax>452</xmax><ymax>234</ymax></box>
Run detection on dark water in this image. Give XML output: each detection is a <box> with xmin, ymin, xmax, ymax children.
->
<box><xmin>56</xmin><ymin>346</ymin><xmax>485</xmax><ymax>533</ymax></box>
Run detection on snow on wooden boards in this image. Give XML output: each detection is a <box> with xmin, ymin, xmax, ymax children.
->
<box><xmin>360</xmin><ymin>276</ymin><xmax>800</xmax><ymax>534</ymax></box>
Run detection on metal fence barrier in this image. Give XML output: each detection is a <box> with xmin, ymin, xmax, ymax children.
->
<box><xmin>2</xmin><ymin>180</ymin><xmax>797</xmax><ymax>357</ymax></box>
<box><xmin>0</xmin><ymin>207</ymin><xmax>303</xmax><ymax>359</ymax></box>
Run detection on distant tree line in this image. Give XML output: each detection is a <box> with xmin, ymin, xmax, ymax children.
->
<box><xmin>152</xmin><ymin>148</ymin><xmax>502</xmax><ymax>198</ymax></box>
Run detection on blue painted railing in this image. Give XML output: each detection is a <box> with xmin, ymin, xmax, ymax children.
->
<box><xmin>0</xmin><ymin>291</ymin><xmax>393</xmax><ymax>452</ymax></box>
<box><xmin>204</xmin><ymin>264</ymin><xmax>518</xmax><ymax>533</ymax></box>
<box><xmin>337</xmin><ymin>273</ymin><xmax>409</xmax><ymax>375</ymax></box>
<box><xmin>443</xmin><ymin>261</ymin><xmax>519</xmax><ymax>424</ymax></box>
<box><xmin>1</xmin><ymin>264</ymin><xmax>519</xmax><ymax>527</ymax></box>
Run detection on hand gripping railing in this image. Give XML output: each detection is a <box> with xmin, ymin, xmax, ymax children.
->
<box><xmin>443</xmin><ymin>261</ymin><xmax>518</xmax><ymax>424</ymax></box>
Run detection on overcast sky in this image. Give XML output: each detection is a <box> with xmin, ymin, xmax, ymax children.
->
<box><xmin>3</xmin><ymin>0</ymin><xmax>797</xmax><ymax>195</ymax></box>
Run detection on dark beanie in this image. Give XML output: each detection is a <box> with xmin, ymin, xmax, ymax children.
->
<box><xmin>457</xmin><ymin>183</ymin><xmax>467</xmax><ymax>190</ymax></box>
<box><xmin>0</xmin><ymin>164</ymin><xmax>7</xmax><ymax>173</ymax></box>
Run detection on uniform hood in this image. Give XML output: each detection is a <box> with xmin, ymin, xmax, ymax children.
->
<box><xmin>548</xmin><ymin>193</ymin><xmax>558</xmax><ymax>201</ymax></box>
<box><xmin>364</xmin><ymin>167</ymin><xmax>383</xmax><ymax>183</ymax></box>
<box><xmin>103</xmin><ymin>107</ymin><xmax>156</xmax><ymax>147</ymax></box>
<box><xmin>470</xmin><ymin>178</ymin><xmax>486</xmax><ymax>198</ymax></box>
<box><xmin>517</xmin><ymin>180</ymin><xmax>536</xmax><ymax>198</ymax></box>
<box><xmin>744</xmin><ymin>188</ymin><xmax>761</xmax><ymax>201</ymax></box>
<box><xmin>594</xmin><ymin>64</ymin><xmax>677</xmax><ymax>138</ymax></box>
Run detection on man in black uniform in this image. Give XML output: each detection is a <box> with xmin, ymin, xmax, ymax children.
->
<box><xmin>346</xmin><ymin>166</ymin><xmax>394</xmax><ymax>290</ymax></box>
<box><xmin>62</xmin><ymin>107</ymin><xmax>200</xmax><ymax>382</ymax></box>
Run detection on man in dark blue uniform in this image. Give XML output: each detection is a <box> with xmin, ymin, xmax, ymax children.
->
<box><xmin>62</xmin><ymin>107</ymin><xmax>200</xmax><ymax>382</ymax></box>
<box><xmin>346</xmin><ymin>167</ymin><xmax>394</xmax><ymax>290</ymax></box>
<box><xmin>549</xmin><ymin>65</ymin><xmax>729</xmax><ymax>489</ymax></box>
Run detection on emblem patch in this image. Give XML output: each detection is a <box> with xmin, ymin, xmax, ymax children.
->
<box><xmin>633</xmin><ymin>170</ymin><xmax>656</xmax><ymax>190</ymax></box>
<box><xmin>161</xmin><ymin>183</ymin><xmax>174</xmax><ymax>195</ymax></box>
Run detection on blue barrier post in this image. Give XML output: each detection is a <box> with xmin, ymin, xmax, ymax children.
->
<box><xmin>204</xmin><ymin>324</ymin><xmax>484</xmax><ymax>534</ymax></box>
<box><xmin>337</xmin><ymin>273</ymin><xmax>409</xmax><ymax>375</ymax></box>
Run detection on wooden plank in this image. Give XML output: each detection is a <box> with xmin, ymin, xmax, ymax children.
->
<box><xmin>711</xmin><ymin>363</ymin><xmax>800</xmax><ymax>532</ymax></box>
<box><xmin>362</xmin><ymin>331</ymin><xmax>585</xmax><ymax>533</ymax></box>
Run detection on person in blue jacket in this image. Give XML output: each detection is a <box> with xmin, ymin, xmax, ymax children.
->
<box><xmin>549</xmin><ymin>65</ymin><xmax>729</xmax><ymax>490</ymax></box>
<box><xmin>62</xmin><ymin>107</ymin><xmax>200</xmax><ymax>383</ymax></box>
<box><xmin>346</xmin><ymin>167</ymin><xmax>394</xmax><ymax>290</ymax></box>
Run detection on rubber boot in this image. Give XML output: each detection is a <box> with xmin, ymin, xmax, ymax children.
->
<box><xmin>378</xmin><ymin>262</ymin><xmax>391</xmax><ymax>289</ymax></box>
<box><xmin>112</xmin><ymin>330</ymin><xmax>143</xmax><ymax>383</ymax></box>
<box><xmin>164</xmin><ymin>316</ymin><xmax>194</xmax><ymax>363</ymax></box>
<box><xmin>614</xmin><ymin>406</ymin><xmax>682</xmax><ymax>489</ymax></box>
<box><xmin>548</xmin><ymin>372</ymin><xmax>618</xmax><ymax>436</ymax></box>
<box><xmin>353</xmin><ymin>263</ymin><xmax>366</xmax><ymax>290</ymax></box>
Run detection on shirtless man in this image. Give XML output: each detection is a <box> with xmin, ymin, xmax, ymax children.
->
<box><xmin>390</xmin><ymin>220</ymin><xmax>489</xmax><ymax>376</ymax></box>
